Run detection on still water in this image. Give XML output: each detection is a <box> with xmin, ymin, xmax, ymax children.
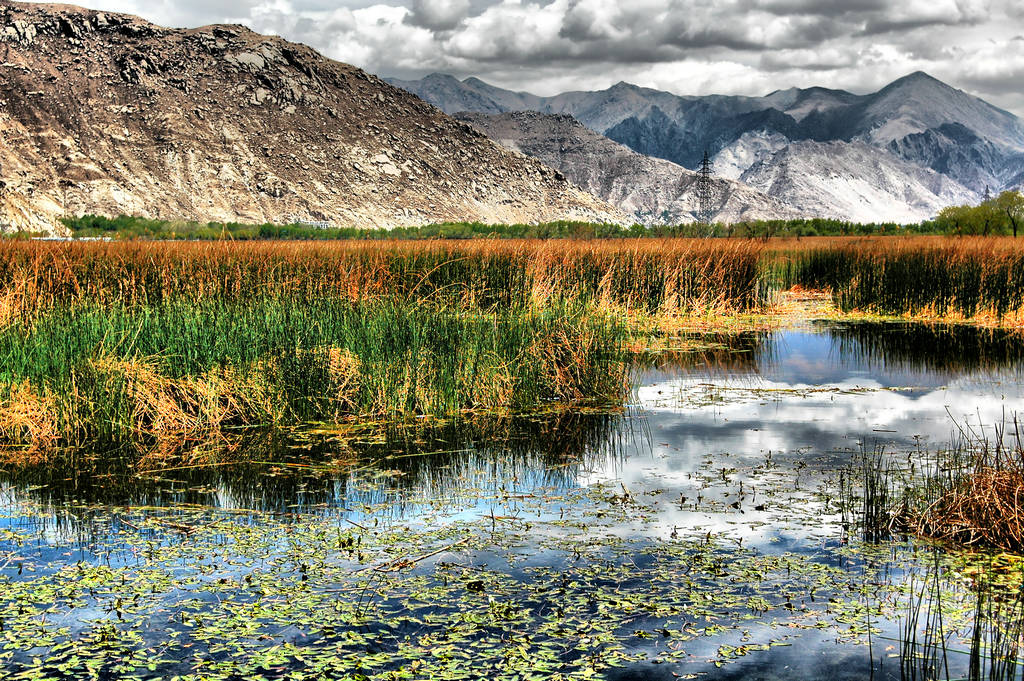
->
<box><xmin>2</xmin><ymin>322</ymin><xmax>1022</xmax><ymax>680</ymax></box>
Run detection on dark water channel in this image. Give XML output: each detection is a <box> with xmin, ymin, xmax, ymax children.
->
<box><xmin>2</xmin><ymin>321</ymin><xmax>1023</xmax><ymax>680</ymax></box>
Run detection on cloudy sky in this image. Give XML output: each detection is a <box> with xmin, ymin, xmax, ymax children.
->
<box><xmin>48</xmin><ymin>0</ymin><xmax>1024</xmax><ymax>115</ymax></box>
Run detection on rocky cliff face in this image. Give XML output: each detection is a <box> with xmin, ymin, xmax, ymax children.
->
<box><xmin>0</xmin><ymin>3</ymin><xmax>626</xmax><ymax>234</ymax></box>
<box><xmin>456</xmin><ymin>111</ymin><xmax>806</xmax><ymax>225</ymax></box>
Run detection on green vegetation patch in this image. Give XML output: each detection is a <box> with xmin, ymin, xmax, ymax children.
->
<box><xmin>0</xmin><ymin>299</ymin><xmax>629</xmax><ymax>451</ymax></box>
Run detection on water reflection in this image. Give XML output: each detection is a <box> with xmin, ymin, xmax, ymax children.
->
<box><xmin>0</xmin><ymin>413</ymin><xmax>638</xmax><ymax>529</ymax></box>
<box><xmin>636</xmin><ymin>323</ymin><xmax>1024</xmax><ymax>461</ymax></box>
<box><xmin>828</xmin><ymin>321</ymin><xmax>1024</xmax><ymax>377</ymax></box>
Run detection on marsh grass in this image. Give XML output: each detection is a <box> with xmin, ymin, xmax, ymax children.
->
<box><xmin>910</xmin><ymin>420</ymin><xmax>1024</xmax><ymax>551</ymax></box>
<box><xmin>0</xmin><ymin>297</ymin><xmax>630</xmax><ymax>455</ymax></box>
<box><xmin>777</xmin><ymin>237</ymin><xmax>1024</xmax><ymax>322</ymax></box>
<box><xmin>850</xmin><ymin>418</ymin><xmax>1024</xmax><ymax>553</ymax></box>
<box><xmin>0</xmin><ymin>239</ymin><xmax>769</xmax><ymax>457</ymax></box>
<box><xmin>7</xmin><ymin>237</ymin><xmax>1024</xmax><ymax>459</ymax></box>
<box><xmin>0</xmin><ymin>239</ymin><xmax>768</xmax><ymax>316</ymax></box>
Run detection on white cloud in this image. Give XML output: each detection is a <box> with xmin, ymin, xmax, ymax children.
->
<box><xmin>21</xmin><ymin>0</ymin><xmax>1024</xmax><ymax>114</ymax></box>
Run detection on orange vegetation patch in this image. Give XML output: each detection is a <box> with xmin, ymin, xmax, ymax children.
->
<box><xmin>0</xmin><ymin>237</ymin><xmax>768</xmax><ymax>315</ymax></box>
<box><xmin>0</xmin><ymin>381</ymin><xmax>58</xmax><ymax>464</ymax></box>
<box><xmin>915</xmin><ymin>467</ymin><xmax>1024</xmax><ymax>551</ymax></box>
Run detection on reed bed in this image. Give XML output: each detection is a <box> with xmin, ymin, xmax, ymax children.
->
<box><xmin>0</xmin><ymin>298</ymin><xmax>630</xmax><ymax>453</ymax></box>
<box><xmin>0</xmin><ymin>239</ymin><xmax>774</xmax><ymax>456</ymax></box>
<box><xmin>0</xmin><ymin>239</ymin><xmax>778</xmax><ymax>457</ymax></box>
<box><xmin>8</xmin><ymin>236</ymin><xmax>1024</xmax><ymax>458</ymax></box>
<box><xmin>0</xmin><ymin>239</ymin><xmax>768</xmax><ymax>318</ymax></box>
<box><xmin>776</xmin><ymin>237</ymin><xmax>1024</xmax><ymax>321</ymax></box>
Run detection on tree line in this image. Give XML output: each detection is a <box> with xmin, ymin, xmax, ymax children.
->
<box><xmin>934</xmin><ymin>190</ymin><xmax>1024</xmax><ymax>237</ymax></box>
<box><xmin>40</xmin><ymin>192</ymin><xmax>1024</xmax><ymax>240</ymax></box>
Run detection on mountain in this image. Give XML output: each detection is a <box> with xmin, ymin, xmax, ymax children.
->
<box><xmin>886</xmin><ymin>123</ymin><xmax>1017</xmax><ymax>192</ymax></box>
<box><xmin>738</xmin><ymin>141</ymin><xmax>977</xmax><ymax>223</ymax></box>
<box><xmin>387</xmin><ymin>73</ymin><xmax>543</xmax><ymax>116</ymax></box>
<box><xmin>851</xmin><ymin>72</ymin><xmax>1024</xmax><ymax>150</ymax></box>
<box><xmin>455</xmin><ymin>111</ymin><xmax>807</xmax><ymax>225</ymax></box>
<box><xmin>0</xmin><ymin>3</ymin><xmax>625</xmax><ymax>234</ymax></box>
<box><xmin>388</xmin><ymin>72</ymin><xmax>1024</xmax><ymax>202</ymax></box>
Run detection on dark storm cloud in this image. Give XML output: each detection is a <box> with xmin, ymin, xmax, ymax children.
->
<box><xmin>404</xmin><ymin>0</ymin><xmax>471</xmax><ymax>31</ymax></box>
<box><xmin>31</xmin><ymin>0</ymin><xmax>1024</xmax><ymax>116</ymax></box>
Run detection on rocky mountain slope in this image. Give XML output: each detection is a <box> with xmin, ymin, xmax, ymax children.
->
<box><xmin>0</xmin><ymin>3</ymin><xmax>626</xmax><ymax>234</ymax></box>
<box><xmin>390</xmin><ymin>71</ymin><xmax>1024</xmax><ymax>220</ymax></box>
<box><xmin>737</xmin><ymin>141</ymin><xmax>977</xmax><ymax>223</ymax></box>
<box><xmin>456</xmin><ymin>111</ymin><xmax>807</xmax><ymax>225</ymax></box>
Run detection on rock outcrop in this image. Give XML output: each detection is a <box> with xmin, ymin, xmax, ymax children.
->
<box><xmin>738</xmin><ymin>141</ymin><xmax>978</xmax><ymax>223</ymax></box>
<box><xmin>0</xmin><ymin>2</ymin><xmax>626</xmax><ymax>234</ymax></box>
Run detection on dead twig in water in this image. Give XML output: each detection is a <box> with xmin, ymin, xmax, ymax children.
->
<box><xmin>359</xmin><ymin>536</ymin><xmax>471</xmax><ymax>574</ymax></box>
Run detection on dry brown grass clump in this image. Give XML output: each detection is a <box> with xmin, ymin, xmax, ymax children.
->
<box><xmin>86</xmin><ymin>357</ymin><xmax>280</xmax><ymax>447</ymax></box>
<box><xmin>915</xmin><ymin>466</ymin><xmax>1024</xmax><ymax>551</ymax></box>
<box><xmin>902</xmin><ymin>422</ymin><xmax>1024</xmax><ymax>552</ymax></box>
<box><xmin>0</xmin><ymin>381</ymin><xmax>59</xmax><ymax>463</ymax></box>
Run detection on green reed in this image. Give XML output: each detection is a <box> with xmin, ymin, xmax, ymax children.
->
<box><xmin>0</xmin><ymin>297</ymin><xmax>629</xmax><ymax>451</ymax></box>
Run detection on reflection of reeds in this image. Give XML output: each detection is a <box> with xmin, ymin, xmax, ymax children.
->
<box><xmin>825</xmin><ymin>321</ymin><xmax>1024</xmax><ymax>376</ymax></box>
<box><xmin>900</xmin><ymin>556</ymin><xmax>951</xmax><ymax>681</ymax></box>
<box><xmin>0</xmin><ymin>412</ymin><xmax>630</xmax><ymax>512</ymax></box>
<box><xmin>968</xmin><ymin>583</ymin><xmax>1024</xmax><ymax>681</ymax></box>
<box><xmin>628</xmin><ymin>331</ymin><xmax>772</xmax><ymax>377</ymax></box>
<box><xmin>898</xmin><ymin>554</ymin><xmax>1024</xmax><ymax>681</ymax></box>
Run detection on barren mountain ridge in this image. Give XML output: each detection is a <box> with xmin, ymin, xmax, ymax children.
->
<box><xmin>0</xmin><ymin>2</ymin><xmax>626</xmax><ymax>233</ymax></box>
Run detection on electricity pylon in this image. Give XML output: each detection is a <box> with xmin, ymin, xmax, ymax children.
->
<box><xmin>695</xmin><ymin>150</ymin><xmax>715</xmax><ymax>229</ymax></box>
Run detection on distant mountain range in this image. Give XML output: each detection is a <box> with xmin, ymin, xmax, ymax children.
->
<box><xmin>389</xmin><ymin>72</ymin><xmax>1024</xmax><ymax>222</ymax></box>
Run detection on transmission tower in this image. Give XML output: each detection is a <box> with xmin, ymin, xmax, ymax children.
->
<box><xmin>695</xmin><ymin>150</ymin><xmax>715</xmax><ymax>228</ymax></box>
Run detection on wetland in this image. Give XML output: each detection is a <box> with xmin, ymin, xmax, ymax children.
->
<box><xmin>4</xmin><ymin>319</ymin><xmax>1024</xmax><ymax>680</ymax></box>
<box><xmin>3</xmin><ymin>238</ymin><xmax>1024</xmax><ymax>680</ymax></box>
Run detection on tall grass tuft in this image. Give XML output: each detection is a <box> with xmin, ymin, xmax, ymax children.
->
<box><xmin>850</xmin><ymin>417</ymin><xmax>1024</xmax><ymax>552</ymax></box>
<box><xmin>910</xmin><ymin>419</ymin><xmax>1024</xmax><ymax>551</ymax></box>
